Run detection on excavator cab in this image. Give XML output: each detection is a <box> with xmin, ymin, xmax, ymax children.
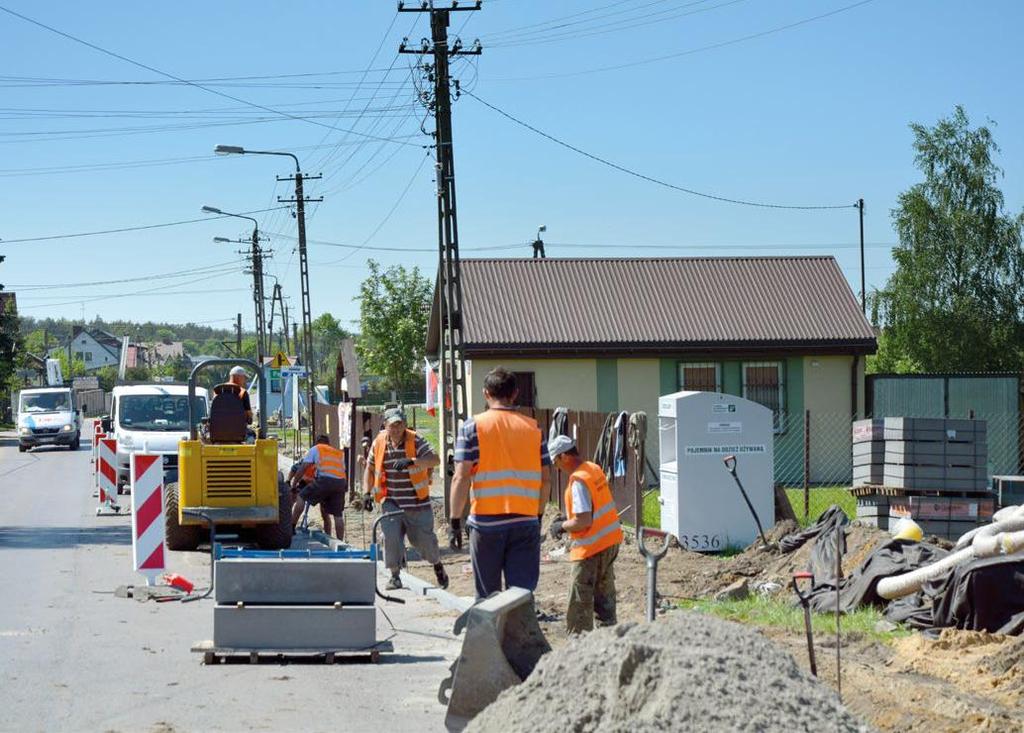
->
<box><xmin>164</xmin><ymin>358</ymin><xmax>291</xmax><ymax>551</ymax></box>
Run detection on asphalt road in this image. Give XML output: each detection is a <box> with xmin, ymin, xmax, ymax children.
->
<box><xmin>0</xmin><ymin>430</ymin><xmax>462</xmax><ymax>733</ymax></box>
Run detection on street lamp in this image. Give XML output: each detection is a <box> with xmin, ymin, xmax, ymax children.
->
<box><xmin>203</xmin><ymin>205</ymin><xmax>268</xmax><ymax>366</ymax></box>
<box><xmin>215</xmin><ymin>143</ymin><xmax>320</xmax><ymax>445</ymax></box>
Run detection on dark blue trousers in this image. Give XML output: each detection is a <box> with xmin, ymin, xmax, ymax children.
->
<box><xmin>469</xmin><ymin>521</ymin><xmax>541</xmax><ymax>599</ymax></box>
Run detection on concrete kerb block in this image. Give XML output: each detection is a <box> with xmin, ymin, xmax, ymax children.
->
<box><xmin>393</xmin><ymin>564</ymin><xmax>474</xmax><ymax>614</ymax></box>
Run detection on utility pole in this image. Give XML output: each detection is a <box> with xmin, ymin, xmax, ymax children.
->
<box><xmin>857</xmin><ymin>198</ymin><xmax>866</xmax><ymax>314</ymax></box>
<box><xmin>250</xmin><ymin>228</ymin><xmax>268</xmax><ymax>362</ymax></box>
<box><xmin>400</xmin><ymin>0</ymin><xmax>481</xmax><ymax>514</ymax></box>
<box><xmin>278</xmin><ymin>172</ymin><xmax>322</xmax><ymax>446</ymax></box>
<box><xmin>236</xmin><ymin>313</ymin><xmax>242</xmax><ymax>356</ymax></box>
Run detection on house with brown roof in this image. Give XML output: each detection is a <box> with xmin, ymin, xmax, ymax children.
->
<box><xmin>426</xmin><ymin>256</ymin><xmax>877</xmax><ymax>482</ymax></box>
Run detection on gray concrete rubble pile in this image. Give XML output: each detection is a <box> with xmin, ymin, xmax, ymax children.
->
<box><xmin>466</xmin><ymin>611</ymin><xmax>874</xmax><ymax>733</ymax></box>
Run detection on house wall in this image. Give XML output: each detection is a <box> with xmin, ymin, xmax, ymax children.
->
<box><xmin>803</xmin><ymin>355</ymin><xmax>856</xmax><ymax>484</ymax></box>
<box><xmin>459</xmin><ymin>353</ymin><xmax>869</xmax><ymax>486</ymax></box>
<box><xmin>48</xmin><ymin>333</ymin><xmax>119</xmax><ymax>372</ymax></box>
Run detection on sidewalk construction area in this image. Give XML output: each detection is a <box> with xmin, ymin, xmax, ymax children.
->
<box><xmin>3</xmin><ymin>425</ymin><xmax>1023</xmax><ymax>732</ymax></box>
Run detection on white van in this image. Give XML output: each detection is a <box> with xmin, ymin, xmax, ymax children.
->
<box><xmin>17</xmin><ymin>387</ymin><xmax>81</xmax><ymax>452</ymax></box>
<box><xmin>106</xmin><ymin>384</ymin><xmax>209</xmax><ymax>486</ymax></box>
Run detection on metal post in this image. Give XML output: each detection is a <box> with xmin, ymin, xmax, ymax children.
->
<box><xmin>803</xmin><ymin>409</ymin><xmax>810</xmax><ymax>522</ymax></box>
<box><xmin>236</xmin><ymin>314</ymin><xmax>242</xmax><ymax>356</ymax></box>
<box><xmin>251</xmin><ymin>226</ymin><xmax>267</xmax><ymax>366</ymax></box>
<box><xmin>857</xmin><ymin>198</ymin><xmax>865</xmax><ymax>314</ymax></box>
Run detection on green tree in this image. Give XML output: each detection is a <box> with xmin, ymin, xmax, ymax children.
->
<box><xmin>356</xmin><ymin>260</ymin><xmax>431</xmax><ymax>392</ymax></box>
<box><xmin>305</xmin><ymin>312</ymin><xmax>351</xmax><ymax>385</ymax></box>
<box><xmin>0</xmin><ymin>295</ymin><xmax>20</xmax><ymax>401</ymax></box>
<box><xmin>870</xmin><ymin>106</ymin><xmax>1024</xmax><ymax>372</ymax></box>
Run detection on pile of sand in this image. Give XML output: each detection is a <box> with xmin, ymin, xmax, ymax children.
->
<box><xmin>468</xmin><ymin>611</ymin><xmax>873</xmax><ymax>733</ymax></box>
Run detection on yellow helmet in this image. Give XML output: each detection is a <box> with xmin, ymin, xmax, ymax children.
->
<box><xmin>892</xmin><ymin>517</ymin><xmax>923</xmax><ymax>542</ymax></box>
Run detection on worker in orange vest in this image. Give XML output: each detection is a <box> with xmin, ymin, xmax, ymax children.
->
<box><xmin>287</xmin><ymin>459</ymin><xmax>335</xmax><ymax>537</ymax></box>
<box><xmin>547</xmin><ymin>434</ymin><xmax>623</xmax><ymax>634</ymax></box>
<box><xmin>449</xmin><ymin>367</ymin><xmax>551</xmax><ymax>599</ymax></box>
<box><xmin>290</xmin><ymin>434</ymin><xmax>347</xmax><ymax>540</ymax></box>
<box><xmin>364</xmin><ymin>407</ymin><xmax>448</xmax><ymax>591</ymax></box>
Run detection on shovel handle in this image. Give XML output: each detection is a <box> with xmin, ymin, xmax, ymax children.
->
<box><xmin>722</xmin><ymin>455</ymin><xmax>737</xmax><ymax>474</ymax></box>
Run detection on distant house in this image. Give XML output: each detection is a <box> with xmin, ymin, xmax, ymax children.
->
<box><xmin>17</xmin><ymin>353</ymin><xmax>46</xmax><ymax>387</ymax></box>
<box><xmin>48</xmin><ymin>326</ymin><xmax>122</xmax><ymax>372</ymax></box>
<box><xmin>137</xmin><ymin>340</ymin><xmax>185</xmax><ymax>367</ymax></box>
<box><xmin>426</xmin><ymin>256</ymin><xmax>878</xmax><ymax>482</ymax></box>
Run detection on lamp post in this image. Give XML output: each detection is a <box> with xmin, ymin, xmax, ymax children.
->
<box><xmin>215</xmin><ymin>145</ymin><xmax>320</xmax><ymax>445</ymax></box>
<box><xmin>203</xmin><ymin>206</ymin><xmax>267</xmax><ymax>366</ymax></box>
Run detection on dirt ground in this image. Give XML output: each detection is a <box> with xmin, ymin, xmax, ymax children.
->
<box><xmin>395</xmin><ymin>502</ymin><xmax>1024</xmax><ymax>733</ymax></box>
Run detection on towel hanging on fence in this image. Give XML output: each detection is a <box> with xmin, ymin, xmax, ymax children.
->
<box><xmin>548</xmin><ymin>406</ymin><xmax>569</xmax><ymax>444</ymax></box>
<box><xmin>628</xmin><ymin>412</ymin><xmax>647</xmax><ymax>488</ymax></box>
<box><xmin>613</xmin><ymin>411</ymin><xmax>628</xmax><ymax>477</ymax></box>
<box><xmin>593</xmin><ymin>412</ymin><xmax>616</xmax><ymax>475</ymax></box>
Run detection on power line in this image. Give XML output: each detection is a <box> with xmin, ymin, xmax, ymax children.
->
<box><xmin>9</xmin><ymin>261</ymin><xmax>243</xmax><ymax>291</ymax></box>
<box><xmin>0</xmin><ymin>207</ymin><xmax>288</xmax><ymax>244</ymax></box>
<box><xmin>490</xmin><ymin>0</ymin><xmax>878</xmax><ymax>81</ymax></box>
<box><xmin>0</xmin><ymin>5</ymin><xmax>425</xmax><ymax>145</ymax></box>
<box><xmin>466</xmin><ymin>91</ymin><xmax>855</xmax><ymax>211</ymax></box>
<box><xmin>17</xmin><ymin>271</ymin><xmax>244</xmax><ymax>309</ymax></box>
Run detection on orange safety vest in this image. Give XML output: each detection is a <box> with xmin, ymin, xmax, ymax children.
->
<box><xmin>564</xmin><ymin>461</ymin><xmax>623</xmax><ymax>562</ymax></box>
<box><xmin>471</xmin><ymin>409</ymin><xmax>543</xmax><ymax>516</ymax></box>
<box><xmin>372</xmin><ymin>429</ymin><xmax>431</xmax><ymax>502</ymax></box>
<box><xmin>313</xmin><ymin>444</ymin><xmax>346</xmax><ymax>480</ymax></box>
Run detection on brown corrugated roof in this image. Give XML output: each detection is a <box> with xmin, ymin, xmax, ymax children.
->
<box><xmin>427</xmin><ymin>256</ymin><xmax>876</xmax><ymax>357</ymax></box>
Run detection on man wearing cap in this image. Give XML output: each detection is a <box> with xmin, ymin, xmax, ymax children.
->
<box><xmin>290</xmin><ymin>434</ymin><xmax>347</xmax><ymax>540</ymax></box>
<box><xmin>548</xmin><ymin>434</ymin><xmax>623</xmax><ymax>634</ymax></box>
<box><xmin>228</xmin><ymin>365</ymin><xmax>253</xmax><ymax>424</ymax></box>
<box><xmin>449</xmin><ymin>367</ymin><xmax>551</xmax><ymax>599</ymax></box>
<box><xmin>364</xmin><ymin>407</ymin><xmax>448</xmax><ymax>590</ymax></box>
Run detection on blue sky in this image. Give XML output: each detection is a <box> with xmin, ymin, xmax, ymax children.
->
<box><xmin>1</xmin><ymin>0</ymin><xmax>1021</xmax><ymax>333</ymax></box>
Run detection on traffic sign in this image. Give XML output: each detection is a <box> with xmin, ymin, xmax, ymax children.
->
<box><xmin>281</xmin><ymin>366</ymin><xmax>308</xmax><ymax>377</ymax></box>
<box><xmin>269</xmin><ymin>351</ymin><xmax>292</xmax><ymax>368</ymax></box>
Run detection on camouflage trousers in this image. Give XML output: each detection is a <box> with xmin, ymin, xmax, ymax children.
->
<box><xmin>566</xmin><ymin>543</ymin><xmax>619</xmax><ymax>635</ymax></box>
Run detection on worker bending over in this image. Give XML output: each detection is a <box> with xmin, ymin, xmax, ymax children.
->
<box><xmin>291</xmin><ymin>434</ymin><xmax>347</xmax><ymax>540</ymax></box>
<box><xmin>228</xmin><ymin>365</ymin><xmax>253</xmax><ymax>424</ymax></box>
<box><xmin>287</xmin><ymin>459</ymin><xmax>334</xmax><ymax>536</ymax></box>
<box><xmin>365</xmin><ymin>408</ymin><xmax>447</xmax><ymax>590</ymax></box>
<box><xmin>449</xmin><ymin>367</ymin><xmax>550</xmax><ymax>599</ymax></box>
<box><xmin>548</xmin><ymin>435</ymin><xmax>623</xmax><ymax>634</ymax></box>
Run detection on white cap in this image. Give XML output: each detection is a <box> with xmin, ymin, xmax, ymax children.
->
<box><xmin>548</xmin><ymin>434</ymin><xmax>576</xmax><ymax>460</ymax></box>
<box><xmin>229</xmin><ymin>365</ymin><xmax>247</xmax><ymax>377</ymax></box>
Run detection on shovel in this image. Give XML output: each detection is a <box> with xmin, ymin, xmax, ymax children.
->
<box><xmin>722</xmin><ymin>455</ymin><xmax>773</xmax><ymax>549</ymax></box>
<box><xmin>791</xmin><ymin>571</ymin><xmax>817</xmax><ymax>676</ymax></box>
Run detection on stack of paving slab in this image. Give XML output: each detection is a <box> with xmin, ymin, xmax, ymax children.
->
<box><xmin>852</xmin><ymin>417</ymin><xmax>994</xmax><ymax>539</ymax></box>
<box><xmin>209</xmin><ymin>544</ymin><xmax>378</xmax><ymax>654</ymax></box>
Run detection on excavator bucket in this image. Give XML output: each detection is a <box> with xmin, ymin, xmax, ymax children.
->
<box><xmin>438</xmin><ymin>587</ymin><xmax>551</xmax><ymax>730</ymax></box>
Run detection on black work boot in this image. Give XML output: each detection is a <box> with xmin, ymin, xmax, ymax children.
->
<box><xmin>433</xmin><ymin>563</ymin><xmax>449</xmax><ymax>590</ymax></box>
<box><xmin>386</xmin><ymin>572</ymin><xmax>402</xmax><ymax>591</ymax></box>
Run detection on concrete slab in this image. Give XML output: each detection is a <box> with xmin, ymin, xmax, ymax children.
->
<box><xmin>215</xmin><ymin>557</ymin><xmax>376</xmax><ymax>604</ymax></box>
<box><xmin>213</xmin><ymin>604</ymin><xmax>377</xmax><ymax>649</ymax></box>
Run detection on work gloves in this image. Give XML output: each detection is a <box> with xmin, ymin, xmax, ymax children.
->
<box><xmin>448</xmin><ymin>518</ymin><xmax>463</xmax><ymax>551</ymax></box>
<box><xmin>548</xmin><ymin>515</ymin><xmax>567</xmax><ymax>541</ymax></box>
<box><xmin>391</xmin><ymin>457</ymin><xmax>415</xmax><ymax>471</ymax></box>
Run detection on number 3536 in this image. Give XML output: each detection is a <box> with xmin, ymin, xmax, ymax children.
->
<box><xmin>678</xmin><ymin>534</ymin><xmax>721</xmax><ymax>550</ymax></box>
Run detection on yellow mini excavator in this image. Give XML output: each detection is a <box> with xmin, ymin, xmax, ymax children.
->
<box><xmin>164</xmin><ymin>358</ymin><xmax>291</xmax><ymax>551</ymax></box>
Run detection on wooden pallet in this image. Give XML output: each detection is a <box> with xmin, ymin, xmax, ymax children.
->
<box><xmin>191</xmin><ymin>639</ymin><xmax>393</xmax><ymax>665</ymax></box>
<box><xmin>850</xmin><ymin>484</ymin><xmax>993</xmax><ymax>499</ymax></box>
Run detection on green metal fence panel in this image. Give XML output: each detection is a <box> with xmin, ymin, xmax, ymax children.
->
<box><xmin>871</xmin><ymin>377</ymin><xmax>945</xmax><ymax>417</ymax></box>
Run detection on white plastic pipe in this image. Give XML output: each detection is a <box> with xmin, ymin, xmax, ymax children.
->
<box><xmin>955</xmin><ymin>506</ymin><xmax>1024</xmax><ymax>550</ymax></box>
<box><xmin>876</xmin><ymin>546</ymin><xmax>976</xmax><ymax>600</ymax></box>
<box><xmin>878</xmin><ymin>514</ymin><xmax>1024</xmax><ymax>600</ymax></box>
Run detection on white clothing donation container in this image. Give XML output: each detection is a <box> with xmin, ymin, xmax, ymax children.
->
<box><xmin>658</xmin><ymin>391</ymin><xmax>774</xmax><ymax>551</ymax></box>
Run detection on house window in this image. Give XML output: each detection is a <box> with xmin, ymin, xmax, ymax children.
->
<box><xmin>84</xmin><ymin>353</ymin><xmax>93</xmax><ymax>362</ymax></box>
<box><xmin>513</xmin><ymin>372</ymin><xmax>536</xmax><ymax>408</ymax></box>
<box><xmin>270</xmin><ymin>375</ymin><xmax>282</xmax><ymax>394</ymax></box>
<box><xmin>74</xmin><ymin>351</ymin><xmax>84</xmax><ymax>361</ymax></box>
<box><xmin>679</xmin><ymin>362</ymin><xmax>721</xmax><ymax>392</ymax></box>
<box><xmin>742</xmin><ymin>361</ymin><xmax>786</xmax><ymax>433</ymax></box>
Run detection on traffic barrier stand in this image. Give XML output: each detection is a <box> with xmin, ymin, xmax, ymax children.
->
<box><xmin>96</xmin><ymin>437</ymin><xmax>121</xmax><ymax>516</ymax></box>
<box><xmin>91</xmin><ymin>422</ymin><xmax>103</xmax><ymax>465</ymax></box>
<box><xmin>130</xmin><ymin>453</ymin><xmax>165</xmax><ymax>585</ymax></box>
<box><xmin>92</xmin><ymin>431</ymin><xmax>106</xmax><ymax>497</ymax></box>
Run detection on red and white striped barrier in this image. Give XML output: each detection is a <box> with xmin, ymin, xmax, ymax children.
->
<box><xmin>130</xmin><ymin>453</ymin><xmax>165</xmax><ymax>585</ymax></box>
<box><xmin>91</xmin><ymin>421</ymin><xmax>103</xmax><ymax>465</ymax></box>
<box><xmin>96</xmin><ymin>437</ymin><xmax>121</xmax><ymax>516</ymax></box>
